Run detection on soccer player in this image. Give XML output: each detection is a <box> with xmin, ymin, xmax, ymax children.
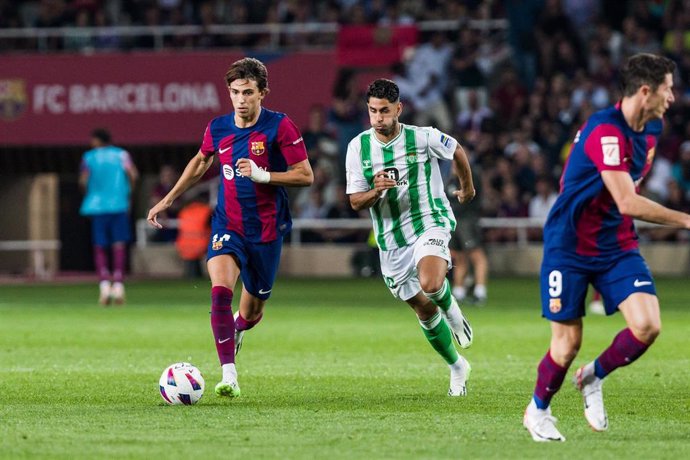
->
<box><xmin>346</xmin><ymin>79</ymin><xmax>475</xmax><ymax>396</ymax></box>
<box><xmin>147</xmin><ymin>58</ymin><xmax>313</xmax><ymax>397</ymax></box>
<box><xmin>79</xmin><ymin>128</ymin><xmax>139</xmax><ymax>305</ymax></box>
<box><xmin>523</xmin><ymin>53</ymin><xmax>690</xmax><ymax>442</ymax></box>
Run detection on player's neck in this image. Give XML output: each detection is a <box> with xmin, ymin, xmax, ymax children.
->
<box><xmin>620</xmin><ymin>97</ymin><xmax>647</xmax><ymax>132</ymax></box>
<box><xmin>234</xmin><ymin>107</ymin><xmax>262</xmax><ymax>128</ymax></box>
<box><xmin>373</xmin><ymin>122</ymin><xmax>400</xmax><ymax>144</ymax></box>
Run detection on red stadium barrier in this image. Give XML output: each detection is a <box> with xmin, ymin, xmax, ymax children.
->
<box><xmin>0</xmin><ymin>51</ymin><xmax>337</xmax><ymax>146</ymax></box>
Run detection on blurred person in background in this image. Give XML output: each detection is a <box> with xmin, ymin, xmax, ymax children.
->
<box><xmin>447</xmin><ymin>158</ymin><xmax>489</xmax><ymax>306</ymax></box>
<box><xmin>79</xmin><ymin>128</ymin><xmax>139</xmax><ymax>305</ymax></box>
<box><xmin>175</xmin><ymin>194</ymin><xmax>212</xmax><ymax>279</ymax></box>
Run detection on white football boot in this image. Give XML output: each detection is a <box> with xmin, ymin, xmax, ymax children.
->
<box><xmin>233</xmin><ymin>312</ymin><xmax>244</xmax><ymax>356</ymax></box>
<box><xmin>574</xmin><ymin>363</ymin><xmax>608</xmax><ymax>431</ymax></box>
<box><xmin>98</xmin><ymin>280</ymin><xmax>111</xmax><ymax>305</ymax></box>
<box><xmin>448</xmin><ymin>355</ymin><xmax>472</xmax><ymax>396</ymax></box>
<box><xmin>111</xmin><ymin>282</ymin><xmax>125</xmax><ymax>305</ymax></box>
<box><xmin>441</xmin><ymin>297</ymin><xmax>473</xmax><ymax>349</ymax></box>
<box><xmin>523</xmin><ymin>399</ymin><xmax>566</xmax><ymax>442</ymax></box>
<box><xmin>588</xmin><ymin>300</ymin><xmax>605</xmax><ymax>315</ymax></box>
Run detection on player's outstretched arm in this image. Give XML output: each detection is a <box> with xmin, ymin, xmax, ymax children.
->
<box><xmin>602</xmin><ymin>170</ymin><xmax>690</xmax><ymax>228</ymax></box>
<box><xmin>236</xmin><ymin>158</ymin><xmax>314</xmax><ymax>187</ymax></box>
<box><xmin>147</xmin><ymin>151</ymin><xmax>213</xmax><ymax>229</ymax></box>
<box><xmin>451</xmin><ymin>144</ymin><xmax>476</xmax><ymax>203</ymax></box>
<box><xmin>349</xmin><ymin>170</ymin><xmax>397</xmax><ymax>211</ymax></box>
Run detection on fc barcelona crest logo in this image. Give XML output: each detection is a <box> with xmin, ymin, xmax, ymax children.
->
<box><xmin>251</xmin><ymin>141</ymin><xmax>265</xmax><ymax>156</ymax></box>
<box><xmin>549</xmin><ymin>298</ymin><xmax>562</xmax><ymax>313</ymax></box>
<box><xmin>0</xmin><ymin>79</ymin><xmax>28</xmax><ymax>121</ymax></box>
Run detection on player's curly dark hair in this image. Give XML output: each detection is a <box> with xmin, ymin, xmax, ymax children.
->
<box><xmin>366</xmin><ymin>79</ymin><xmax>400</xmax><ymax>103</ymax></box>
<box><xmin>91</xmin><ymin>128</ymin><xmax>111</xmax><ymax>144</ymax></box>
<box><xmin>620</xmin><ymin>53</ymin><xmax>676</xmax><ymax>97</ymax></box>
<box><xmin>225</xmin><ymin>57</ymin><xmax>269</xmax><ymax>92</ymax></box>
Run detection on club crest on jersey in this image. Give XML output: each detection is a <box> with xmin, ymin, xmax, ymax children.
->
<box><xmin>549</xmin><ymin>298</ymin><xmax>562</xmax><ymax>313</ymax></box>
<box><xmin>406</xmin><ymin>149</ymin><xmax>417</xmax><ymax>164</ymax></box>
<box><xmin>212</xmin><ymin>233</ymin><xmax>231</xmax><ymax>250</ymax></box>
<box><xmin>251</xmin><ymin>141</ymin><xmax>265</xmax><ymax>156</ymax></box>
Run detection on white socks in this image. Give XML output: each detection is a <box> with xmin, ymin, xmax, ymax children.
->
<box><xmin>221</xmin><ymin>363</ymin><xmax>237</xmax><ymax>382</ymax></box>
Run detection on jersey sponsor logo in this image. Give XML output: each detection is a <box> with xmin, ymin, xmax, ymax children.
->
<box><xmin>251</xmin><ymin>141</ymin><xmax>265</xmax><ymax>156</ymax></box>
<box><xmin>0</xmin><ymin>79</ymin><xmax>28</xmax><ymax>121</ymax></box>
<box><xmin>383</xmin><ymin>167</ymin><xmax>408</xmax><ymax>187</ymax></box>
<box><xmin>440</xmin><ymin>134</ymin><xmax>451</xmax><ymax>148</ymax></box>
<box><xmin>362</xmin><ymin>159</ymin><xmax>372</xmax><ymax>169</ymax></box>
<box><xmin>222</xmin><ymin>164</ymin><xmax>235</xmax><ymax>181</ymax></box>
<box><xmin>549</xmin><ymin>298</ymin><xmax>562</xmax><ymax>313</ymax></box>
<box><xmin>291</xmin><ymin>136</ymin><xmax>303</xmax><ymax>145</ymax></box>
<box><xmin>573</xmin><ymin>130</ymin><xmax>581</xmax><ymax>143</ymax></box>
<box><xmin>647</xmin><ymin>147</ymin><xmax>655</xmax><ymax>165</ymax></box>
<box><xmin>212</xmin><ymin>233</ymin><xmax>231</xmax><ymax>250</ymax></box>
<box><xmin>424</xmin><ymin>238</ymin><xmax>445</xmax><ymax>247</ymax></box>
<box><xmin>219</xmin><ymin>145</ymin><xmax>232</xmax><ymax>154</ymax></box>
<box><xmin>633</xmin><ymin>279</ymin><xmax>652</xmax><ymax>287</ymax></box>
<box><xmin>601</xmin><ymin>136</ymin><xmax>621</xmax><ymax>166</ymax></box>
<box><xmin>222</xmin><ymin>164</ymin><xmax>268</xmax><ymax>181</ymax></box>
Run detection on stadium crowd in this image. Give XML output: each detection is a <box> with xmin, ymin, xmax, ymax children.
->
<box><xmin>3</xmin><ymin>0</ymin><xmax>690</xmax><ymax>245</ymax></box>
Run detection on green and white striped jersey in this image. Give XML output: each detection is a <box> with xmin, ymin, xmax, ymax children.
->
<box><xmin>346</xmin><ymin>124</ymin><xmax>457</xmax><ymax>251</ymax></box>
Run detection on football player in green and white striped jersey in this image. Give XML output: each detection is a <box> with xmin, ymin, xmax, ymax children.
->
<box><xmin>346</xmin><ymin>79</ymin><xmax>477</xmax><ymax>396</ymax></box>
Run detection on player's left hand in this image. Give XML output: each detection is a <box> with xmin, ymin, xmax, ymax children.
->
<box><xmin>453</xmin><ymin>188</ymin><xmax>476</xmax><ymax>204</ymax></box>
<box><xmin>236</xmin><ymin>158</ymin><xmax>270</xmax><ymax>184</ymax></box>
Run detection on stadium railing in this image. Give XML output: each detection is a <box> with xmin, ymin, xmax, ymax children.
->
<box><xmin>135</xmin><ymin>217</ymin><xmax>665</xmax><ymax>248</ymax></box>
<box><xmin>0</xmin><ymin>239</ymin><xmax>61</xmax><ymax>279</ymax></box>
<box><xmin>0</xmin><ymin>19</ymin><xmax>508</xmax><ymax>51</ymax></box>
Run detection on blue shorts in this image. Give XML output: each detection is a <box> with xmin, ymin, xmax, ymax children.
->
<box><xmin>90</xmin><ymin>212</ymin><xmax>131</xmax><ymax>246</ymax></box>
<box><xmin>207</xmin><ymin>230</ymin><xmax>282</xmax><ymax>300</ymax></box>
<box><xmin>540</xmin><ymin>250</ymin><xmax>656</xmax><ymax>321</ymax></box>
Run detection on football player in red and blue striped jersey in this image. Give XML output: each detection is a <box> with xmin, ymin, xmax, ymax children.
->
<box><xmin>148</xmin><ymin>58</ymin><xmax>313</xmax><ymax>398</ymax></box>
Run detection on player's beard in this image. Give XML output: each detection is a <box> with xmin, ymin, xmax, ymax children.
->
<box><xmin>375</xmin><ymin>120</ymin><xmax>398</xmax><ymax>137</ymax></box>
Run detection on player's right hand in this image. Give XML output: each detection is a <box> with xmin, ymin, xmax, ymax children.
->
<box><xmin>373</xmin><ymin>170</ymin><xmax>397</xmax><ymax>197</ymax></box>
<box><xmin>147</xmin><ymin>201</ymin><xmax>170</xmax><ymax>229</ymax></box>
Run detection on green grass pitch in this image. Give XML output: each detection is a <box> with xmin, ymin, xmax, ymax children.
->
<box><xmin>1</xmin><ymin>277</ymin><xmax>688</xmax><ymax>459</ymax></box>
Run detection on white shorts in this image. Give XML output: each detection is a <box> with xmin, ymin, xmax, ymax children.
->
<box><xmin>379</xmin><ymin>227</ymin><xmax>452</xmax><ymax>301</ymax></box>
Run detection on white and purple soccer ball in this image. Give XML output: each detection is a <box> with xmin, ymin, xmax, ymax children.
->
<box><xmin>159</xmin><ymin>362</ymin><xmax>205</xmax><ymax>405</ymax></box>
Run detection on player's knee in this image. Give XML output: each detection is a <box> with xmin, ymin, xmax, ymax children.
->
<box><xmin>632</xmin><ymin>322</ymin><xmax>661</xmax><ymax>345</ymax></box>
<box><xmin>419</xmin><ymin>277</ymin><xmax>444</xmax><ymax>295</ymax></box>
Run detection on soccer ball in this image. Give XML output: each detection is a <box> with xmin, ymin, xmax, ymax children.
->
<box><xmin>159</xmin><ymin>362</ymin><xmax>205</xmax><ymax>405</ymax></box>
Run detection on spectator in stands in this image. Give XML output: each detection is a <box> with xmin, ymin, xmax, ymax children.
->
<box><xmin>79</xmin><ymin>128</ymin><xmax>139</xmax><ymax>305</ymax></box>
<box><xmin>328</xmin><ymin>68</ymin><xmax>365</xmax><ymax>182</ymax></box>
<box><xmin>528</xmin><ymin>175</ymin><xmax>558</xmax><ymax>220</ymax></box>
<box><xmin>672</xmin><ymin>141</ymin><xmax>690</xmax><ymax>199</ymax></box>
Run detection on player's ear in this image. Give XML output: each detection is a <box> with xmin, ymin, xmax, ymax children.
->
<box><xmin>396</xmin><ymin>101</ymin><xmax>403</xmax><ymax>116</ymax></box>
<box><xmin>261</xmin><ymin>88</ymin><xmax>270</xmax><ymax>98</ymax></box>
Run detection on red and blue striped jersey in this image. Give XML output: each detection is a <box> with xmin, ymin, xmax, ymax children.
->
<box><xmin>544</xmin><ymin>103</ymin><xmax>661</xmax><ymax>260</ymax></box>
<box><xmin>200</xmin><ymin>108</ymin><xmax>307</xmax><ymax>243</ymax></box>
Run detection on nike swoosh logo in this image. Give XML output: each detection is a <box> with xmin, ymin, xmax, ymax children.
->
<box><xmin>258</xmin><ymin>288</ymin><xmax>271</xmax><ymax>295</ymax></box>
<box><xmin>634</xmin><ymin>279</ymin><xmax>652</xmax><ymax>287</ymax></box>
<box><xmin>219</xmin><ymin>146</ymin><xmax>232</xmax><ymax>153</ymax></box>
<box><xmin>218</xmin><ymin>338</ymin><xmax>231</xmax><ymax>344</ymax></box>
